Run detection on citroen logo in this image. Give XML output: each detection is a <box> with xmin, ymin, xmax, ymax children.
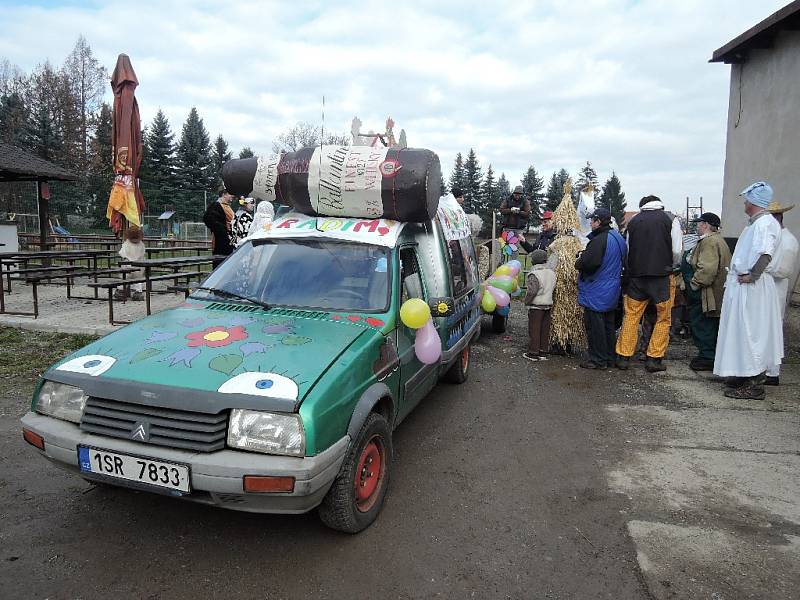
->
<box><xmin>131</xmin><ymin>422</ymin><xmax>149</xmax><ymax>442</ymax></box>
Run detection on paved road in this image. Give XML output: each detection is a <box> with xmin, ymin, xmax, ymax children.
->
<box><xmin>1</xmin><ymin>308</ymin><xmax>648</xmax><ymax>599</ymax></box>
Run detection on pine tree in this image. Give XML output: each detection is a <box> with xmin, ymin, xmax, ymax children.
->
<box><xmin>439</xmin><ymin>174</ymin><xmax>447</xmax><ymax>196</ymax></box>
<box><xmin>575</xmin><ymin>161</ymin><xmax>600</xmax><ymax>197</ymax></box>
<box><xmin>448</xmin><ymin>152</ymin><xmax>465</xmax><ymax>195</ymax></box>
<box><xmin>481</xmin><ymin>164</ymin><xmax>496</xmax><ymax>225</ymax></box>
<box><xmin>0</xmin><ymin>90</ymin><xmax>29</xmax><ymax>146</ymax></box>
<box><xmin>521</xmin><ymin>165</ymin><xmax>545</xmax><ymax>224</ymax></box>
<box><xmin>142</xmin><ymin>110</ymin><xmax>177</xmax><ymax>188</ymax></box>
<box><xmin>463</xmin><ymin>148</ymin><xmax>483</xmax><ymax>215</ymax></box>
<box><xmin>545</xmin><ymin>169</ymin><xmax>571</xmax><ymax>212</ymax></box>
<box><xmin>212</xmin><ymin>134</ymin><xmax>231</xmax><ymax>189</ymax></box>
<box><xmin>26</xmin><ymin>61</ymin><xmax>64</xmax><ymax>163</ymax></box>
<box><xmin>239</xmin><ymin>146</ymin><xmax>254</xmax><ymax>159</ymax></box>
<box><xmin>176</xmin><ymin>107</ymin><xmax>213</xmax><ymax>192</ymax></box>
<box><xmin>598</xmin><ymin>172</ymin><xmax>627</xmax><ymax>226</ymax></box>
<box><xmin>87</xmin><ymin>102</ymin><xmax>113</xmax><ymax>225</ymax></box>
<box><xmin>62</xmin><ymin>35</ymin><xmax>107</xmax><ymax>174</ymax></box>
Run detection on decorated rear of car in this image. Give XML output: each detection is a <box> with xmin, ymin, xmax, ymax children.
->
<box><xmin>21</xmin><ymin>145</ymin><xmax>480</xmax><ymax>532</ymax></box>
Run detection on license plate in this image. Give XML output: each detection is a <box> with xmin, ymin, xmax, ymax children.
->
<box><xmin>78</xmin><ymin>446</ymin><xmax>191</xmax><ymax>493</ymax></box>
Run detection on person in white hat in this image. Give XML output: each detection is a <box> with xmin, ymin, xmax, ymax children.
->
<box><xmin>713</xmin><ymin>182</ymin><xmax>783</xmax><ymax>399</ymax></box>
<box><xmin>764</xmin><ymin>200</ymin><xmax>798</xmax><ymax>385</ymax></box>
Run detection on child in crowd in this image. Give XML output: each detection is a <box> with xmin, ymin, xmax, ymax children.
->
<box><xmin>117</xmin><ymin>225</ymin><xmax>146</xmax><ymax>301</ymax></box>
<box><xmin>523</xmin><ymin>249</ymin><xmax>556</xmax><ymax>361</ymax></box>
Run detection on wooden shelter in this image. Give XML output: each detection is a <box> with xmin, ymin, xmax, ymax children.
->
<box><xmin>0</xmin><ymin>141</ymin><xmax>78</xmax><ymax>250</ymax></box>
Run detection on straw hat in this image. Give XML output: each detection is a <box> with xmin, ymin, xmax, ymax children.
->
<box><xmin>768</xmin><ymin>200</ymin><xmax>794</xmax><ymax>214</ymax></box>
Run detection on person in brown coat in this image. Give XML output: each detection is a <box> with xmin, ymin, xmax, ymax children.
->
<box><xmin>683</xmin><ymin>212</ymin><xmax>732</xmax><ymax>371</ymax></box>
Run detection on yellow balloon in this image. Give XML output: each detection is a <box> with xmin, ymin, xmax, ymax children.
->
<box><xmin>481</xmin><ymin>291</ymin><xmax>497</xmax><ymax>313</ymax></box>
<box><xmin>400</xmin><ymin>298</ymin><xmax>431</xmax><ymax>329</ymax></box>
<box><xmin>495</xmin><ymin>265</ymin><xmax>512</xmax><ymax>277</ymax></box>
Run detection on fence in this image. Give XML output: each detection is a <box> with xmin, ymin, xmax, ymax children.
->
<box><xmin>0</xmin><ymin>180</ymin><xmax>211</xmax><ymax>237</ymax></box>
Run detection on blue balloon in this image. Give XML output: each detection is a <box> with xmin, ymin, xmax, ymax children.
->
<box><xmin>496</xmin><ymin>305</ymin><xmax>510</xmax><ymax>317</ymax></box>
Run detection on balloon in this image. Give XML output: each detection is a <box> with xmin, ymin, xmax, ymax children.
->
<box><xmin>496</xmin><ymin>305</ymin><xmax>510</xmax><ymax>317</ymax></box>
<box><xmin>487</xmin><ymin>285</ymin><xmax>510</xmax><ymax>307</ymax></box>
<box><xmin>507</xmin><ymin>260</ymin><xmax>522</xmax><ymax>276</ymax></box>
<box><xmin>480</xmin><ymin>290</ymin><xmax>497</xmax><ymax>312</ymax></box>
<box><xmin>488</xmin><ymin>275</ymin><xmax>514</xmax><ymax>293</ymax></box>
<box><xmin>511</xmin><ymin>288</ymin><xmax>523</xmax><ymax>298</ymax></box>
<box><xmin>498</xmin><ymin>238</ymin><xmax>506</xmax><ymax>247</ymax></box>
<box><xmin>400</xmin><ymin>298</ymin><xmax>431</xmax><ymax>329</ymax></box>
<box><xmin>495</xmin><ymin>265</ymin><xmax>513</xmax><ymax>277</ymax></box>
<box><xmin>415</xmin><ymin>320</ymin><xmax>442</xmax><ymax>364</ymax></box>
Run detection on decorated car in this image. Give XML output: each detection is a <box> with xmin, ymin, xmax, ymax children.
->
<box><xmin>20</xmin><ymin>146</ymin><xmax>482</xmax><ymax>533</ymax></box>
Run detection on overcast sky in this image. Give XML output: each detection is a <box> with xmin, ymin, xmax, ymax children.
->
<box><xmin>0</xmin><ymin>0</ymin><xmax>789</xmax><ymax>215</ymax></box>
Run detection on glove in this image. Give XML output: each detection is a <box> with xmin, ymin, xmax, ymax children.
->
<box><xmin>511</xmin><ymin>207</ymin><xmax>519</xmax><ymax>212</ymax></box>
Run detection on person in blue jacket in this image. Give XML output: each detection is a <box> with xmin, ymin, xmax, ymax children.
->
<box><xmin>575</xmin><ymin>208</ymin><xmax>628</xmax><ymax>369</ymax></box>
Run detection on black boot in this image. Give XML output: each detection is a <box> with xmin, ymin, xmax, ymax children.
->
<box><xmin>615</xmin><ymin>355</ymin><xmax>630</xmax><ymax>370</ymax></box>
<box><xmin>645</xmin><ymin>357</ymin><xmax>666</xmax><ymax>373</ymax></box>
<box><xmin>689</xmin><ymin>357</ymin><xmax>714</xmax><ymax>371</ymax></box>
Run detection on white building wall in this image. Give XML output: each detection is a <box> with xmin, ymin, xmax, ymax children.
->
<box><xmin>720</xmin><ymin>30</ymin><xmax>800</xmax><ymax>238</ymax></box>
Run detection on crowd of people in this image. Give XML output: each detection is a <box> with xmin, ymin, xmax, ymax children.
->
<box><xmin>516</xmin><ymin>181</ymin><xmax>798</xmax><ymax>401</ymax></box>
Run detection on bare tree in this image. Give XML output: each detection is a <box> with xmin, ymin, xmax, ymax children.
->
<box><xmin>62</xmin><ymin>35</ymin><xmax>108</xmax><ymax>173</ymax></box>
<box><xmin>271</xmin><ymin>121</ymin><xmax>349</xmax><ymax>154</ymax></box>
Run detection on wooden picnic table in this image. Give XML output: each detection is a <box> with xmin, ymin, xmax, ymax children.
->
<box><xmin>125</xmin><ymin>255</ymin><xmax>220</xmax><ymax>316</ymax></box>
<box><xmin>1</xmin><ymin>249</ymin><xmax>118</xmax><ymax>297</ymax></box>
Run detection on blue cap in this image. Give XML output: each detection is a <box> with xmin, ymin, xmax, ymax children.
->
<box><xmin>739</xmin><ymin>181</ymin><xmax>773</xmax><ymax>208</ymax></box>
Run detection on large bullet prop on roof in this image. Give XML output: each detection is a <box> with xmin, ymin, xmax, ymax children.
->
<box><xmin>222</xmin><ymin>146</ymin><xmax>441</xmax><ymax>222</ymax></box>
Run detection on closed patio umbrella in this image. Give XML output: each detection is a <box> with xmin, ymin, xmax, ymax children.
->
<box><xmin>106</xmin><ymin>53</ymin><xmax>145</xmax><ymax>234</ymax></box>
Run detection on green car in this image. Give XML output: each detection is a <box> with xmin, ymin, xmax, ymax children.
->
<box><xmin>21</xmin><ymin>206</ymin><xmax>481</xmax><ymax>532</ymax></box>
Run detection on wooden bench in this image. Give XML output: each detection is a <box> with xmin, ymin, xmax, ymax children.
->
<box><xmin>88</xmin><ymin>270</ymin><xmax>211</xmax><ymax>325</ymax></box>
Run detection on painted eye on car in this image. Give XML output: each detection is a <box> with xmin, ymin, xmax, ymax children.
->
<box><xmin>217</xmin><ymin>372</ymin><xmax>299</xmax><ymax>400</ymax></box>
<box><xmin>55</xmin><ymin>354</ymin><xmax>117</xmax><ymax>376</ymax></box>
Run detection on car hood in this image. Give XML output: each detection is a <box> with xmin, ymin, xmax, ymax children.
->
<box><xmin>45</xmin><ymin>301</ymin><xmax>390</xmax><ymax>412</ymax></box>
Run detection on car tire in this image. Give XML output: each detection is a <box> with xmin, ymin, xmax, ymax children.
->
<box><xmin>319</xmin><ymin>412</ymin><xmax>392</xmax><ymax>533</ymax></box>
<box><xmin>491</xmin><ymin>313</ymin><xmax>507</xmax><ymax>333</ymax></box>
<box><xmin>444</xmin><ymin>344</ymin><xmax>470</xmax><ymax>384</ymax></box>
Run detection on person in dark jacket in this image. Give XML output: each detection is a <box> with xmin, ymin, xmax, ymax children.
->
<box><xmin>615</xmin><ymin>195</ymin><xmax>682</xmax><ymax>372</ymax></box>
<box><xmin>203</xmin><ymin>188</ymin><xmax>235</xmax><ymax>266</ymax></box>
<box><xmin>499</xmin><ymin>185</ymin><xmax>531</xmax><ymax>232</ymax></box>
<box><xmin>519</xmin><ymin>210</ymin><xmax>556</xmax><ymax>254</ymax></box>
<box><xmin>575</xmin><ymin>208</ymin><xmax>628</xmax><ymax>369</ymax></box>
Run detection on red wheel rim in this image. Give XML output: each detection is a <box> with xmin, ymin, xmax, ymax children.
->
<box><xmin>354</xmin><ymin>435</ymin><xmax>385</xmax><ymax>512</ymax></box>
<box><xmin>461</xmin><ymin>345</ymin><xmax>470</xmax><ymax>372</ymax></box>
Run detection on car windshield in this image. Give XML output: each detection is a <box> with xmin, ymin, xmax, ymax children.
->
<box><xmin>192</xmin><ymin>239</ymin><xmax>390</xmax><ymax>312</ymax></box>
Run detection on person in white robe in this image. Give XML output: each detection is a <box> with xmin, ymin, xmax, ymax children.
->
<box><xmin>713</xmin><ymin>181</ymin><xmax>783</xmax><ymax>399</ymax></box>
<box><xmin>244</xmin><ymin>200</ymin><xmax>275</xmax><ymax>242</ymax></box>
<box><xmin>765</xmin><ymin>201</ymin><xmax>799</xmax><ymax>385</ymax></box>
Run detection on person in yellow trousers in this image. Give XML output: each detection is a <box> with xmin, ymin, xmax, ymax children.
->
<box><xmin>615</xmin><ymin>195</ymin><xmax>683</xmax><ymax>372</ymax></box>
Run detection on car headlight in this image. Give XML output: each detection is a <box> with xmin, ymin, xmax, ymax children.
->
<box><xmin>227</xmin><ymin>409</ymin><xmax>305</xmax><ymax>456</ymax></box>
<box><xmin>35</xmin><ymin>381</ymin><xmax>88</xmax><ymax>423</ymax></box>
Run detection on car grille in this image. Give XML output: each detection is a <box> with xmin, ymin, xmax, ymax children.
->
<box><xmin>80</xmin><ymin>397</ymin><xmax>227</xmax><ymax>452</ymax></box>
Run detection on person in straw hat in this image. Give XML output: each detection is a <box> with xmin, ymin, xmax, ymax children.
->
<box><xmin>764</xmin><ymin>200</ymin><xmax>798</xmax><ymax>385</ymax></box>
<box><xmin>713</xmin><ymin>181</ymin><xmax>783</xmax><ymax>399</ymax></box>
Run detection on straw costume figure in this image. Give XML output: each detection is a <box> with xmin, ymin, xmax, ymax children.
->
<box><xmin>548</xmin><ymin>180</ymin><xmax>587</xmax><ymax>352</ymax></box>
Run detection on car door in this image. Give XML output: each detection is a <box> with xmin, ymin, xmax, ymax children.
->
<box><xmin>395</xmin><ymin>245</ymin><xmax>438</xmax><ymax>423</ymax></box>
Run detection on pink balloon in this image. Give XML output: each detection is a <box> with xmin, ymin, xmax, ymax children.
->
<box><xmin>415</xmin><ymin>320</ymin><xmax>442</xmax><ymax>364</ymax></box>
<box><xmin>487</xmin><ymin>285</ymin><xmax>510</xmax><ymax>307</ymax></box>
<box><xmin>507</xmin><ymin>264</ymin><xmax>521</xmax><ymax>276</ymax></box>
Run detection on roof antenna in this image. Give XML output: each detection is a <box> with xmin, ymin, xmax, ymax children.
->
<box><xmin>316</xmin><ymin>95</ymin><xmax>325</xmax><ymax>231</ymax></box>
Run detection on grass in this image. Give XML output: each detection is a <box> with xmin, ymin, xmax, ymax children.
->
<box><xmin>0</xmin><ymin>326</ymin><xmax>98</xmax><ymax>399</ymax></box>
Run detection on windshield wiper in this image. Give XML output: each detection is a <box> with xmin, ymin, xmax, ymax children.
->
<box><xmin>192</xmin><ymin>286</ymin><xmax>271</xmax><ymax>310</ymax></box>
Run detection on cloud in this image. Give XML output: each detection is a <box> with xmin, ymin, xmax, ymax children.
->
<box><xmin>0</xmin><ymin>0</ymin><xmax>787</xmax><ymax>215</ymax></box>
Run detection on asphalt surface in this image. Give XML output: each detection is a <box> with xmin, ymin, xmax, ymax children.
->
<box><xmin>1</xmin><ymin>306</ymin><xmax>650</xmax><ymax>599</ymax></box>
